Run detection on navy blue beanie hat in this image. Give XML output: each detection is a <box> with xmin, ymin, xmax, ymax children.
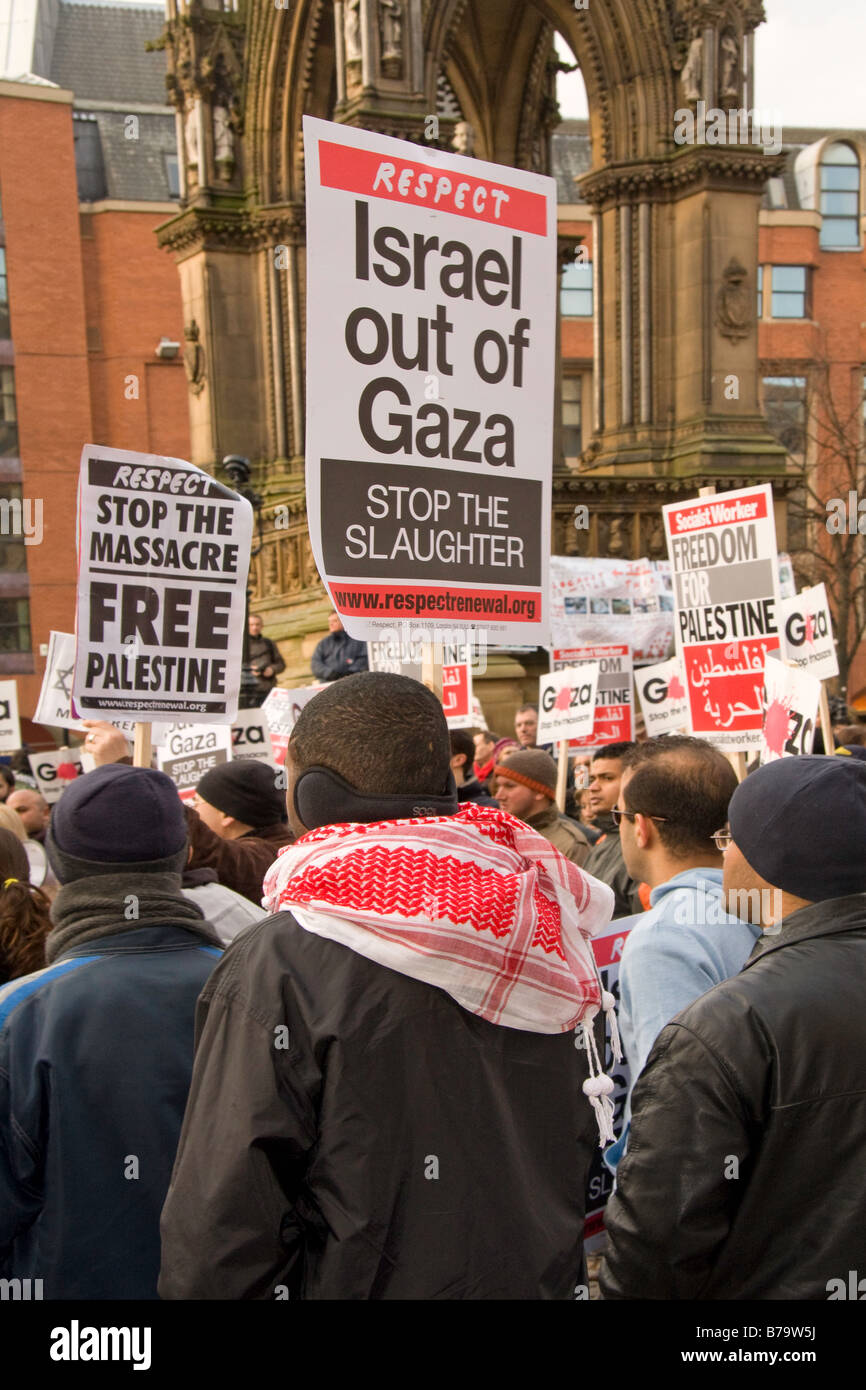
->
<box><xmin>46</xmin><ymin>764</ymin><xmax>188</xmax><ymax>882</ymax></box>
<box><xmin>728</xmin><ymin>755</ymin><xmax>866</xmax><ymax>902</ymax></box>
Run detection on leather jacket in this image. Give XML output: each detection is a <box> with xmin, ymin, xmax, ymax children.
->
<box><xmin>600</xmin><ymin>893</ymin><xmax>866</xmax><ymax>1300</ymax></box>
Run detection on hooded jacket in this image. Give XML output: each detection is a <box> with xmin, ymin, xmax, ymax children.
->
<box><xmin>600</xmin><ymin>894</ymin><xmax>866</xmax><ymax>1300</ymax></box>
<box><xmin>159</xmin><ymin>805</ymin><xmax>615</xmax><ymax>1300</ymax></box>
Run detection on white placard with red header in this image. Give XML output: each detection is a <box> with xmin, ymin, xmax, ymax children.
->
<box><xmin>73</xmin><ymin>445</ymin><xmax>253</xmax><ymax>723</ymax></box>
<box><xmin>551</xmin><ymin>644</ymin><xmax>633</xmax><ymax>749</ymax></box>
<box><xmin>537</xmin><ymin>664</ymin><xmax>600</xmax><ymax>744</ymax></box>
<box><xmin>760</xmin><ymin>656</ymin><xmax>820</xmax><ymax>763</ymax></box>
<box><xmin>304</xmin><ymin>116</ymin><xmax>556</xmax><ymax>646</ymax></box>
<box><xmin>0</xmin><ymin>680</ymin><xmax>21</xmax><ymax>752</ymax></box>
<box><xmin>663</xmin><ymin>485</ymin><xmax>781</xmax><ymax>752</ymax></box>
<box><xmin>777</xmin><ymin>583</ymin><xmax>839</xmax><ymax>682</ymax></box>
<box><xmin>634</xmin><ymin>657</ymin><xmax>689</xmax><ymax>737</ymax></box>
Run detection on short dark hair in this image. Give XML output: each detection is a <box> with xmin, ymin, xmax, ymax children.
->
<box><xmin>516</xmin><ymin>704</ymin><xmax>538</xmax><ymax>716</ymax></box>
<box><xmin>621</xmin><ymin>736</ymin><xmax>737</xmax><ymax>858</ymax></box>
<box><xmin>290</xmin><ymin>671</ymin><xmax>451</xmax><ymax>797</ymax></box>
<box><xmin>591</xmin><ymin>741</ymin><xmax>636</xmax><ymax>764</ymax></box>
<box><xmin>449</xmin><ymin>729</ymin><xmax>475</xmax><ymax>767</ymax></box>
<box><xmin>0</xmin><ymin>767</ymin><xmax>15</xmax><ymax>791</ymax></box>
<box><xmin>477</xmin><ymin>729</ymin><xmax>498</xmax><ymax>744</ymax></box>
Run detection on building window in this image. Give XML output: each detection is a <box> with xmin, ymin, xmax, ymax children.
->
<box><xmin>0</xmin><ymin>248</ymin><xmax>8</xmax><ymax>338</ymax></box>
<box><xmin>770</xmin><ymin>265</ymin><xmax>809</xmax><ymax>319</ymax></box>
<box><xmin>562</xmin><ymin>376</ymin><xmax>582</xmax><ymax>464</ymax></box>
<box><xmin>0</xmin><ymin>366</ymin><xmax>17</xmax><ymax>456</ymax></box>
<box><xmin>0</xmin><ymin>598</ymin><xmax>31</xmax><ymax>656</ymax></box>
<box><xmin>165</xmin><ymin>153</ymin><xmax>181</xmax><ymax>199</ymax></box>
<box><xmin>561</xmin><ymin>261</ymin><xmax>593</xmax><ymax>317</ymax></box>
<box><xmin>757</xmin><ymin>265</ymin><xmax>763</xmax><ymax>318</ymax></box>
<box><xmin>820</xmin><ymin>142</ymin><xmax>860</xmax><ymax>250</ymax></box>
<box><xmin>762</xmin><ymin>376</ymin><xmax>808</xmax><ymax>458</ymax></box>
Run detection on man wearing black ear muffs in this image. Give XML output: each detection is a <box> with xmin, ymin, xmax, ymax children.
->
<box><xmin>160</xmin><ymin>671</ymin><xmax>616</xmax><ymax>1301</ymax></box>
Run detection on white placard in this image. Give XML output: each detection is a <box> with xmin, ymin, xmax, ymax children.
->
<box><xmin>231</xmin><ymin>708</ymin><xmax>278</xmax><ymax>767</ymax></box>
<box><xmin>155</xmin><ymin>723</ymin><xmax>233</xmax><ymax>802</ymax></box>
<box><xmin>537</xmin><ymin>663</ymin><xmax>600</xmax><ymax>744</ymax></box>
<box><xmin>634</xmin><ymin>657</ymin><xmax>689</xmax><ymax>737</ymax></box>
<box><xmin>304</xmin><ymin>116</ymin><xmax>556</xmax><ymax>646</ymax></box>
<box><xmin>664</xmin><ymin>485</ymin><xmax>781</xmax><ymax>752</ymax></box>
<box><xmin>31</xmin><ymin>747</ymin><xmax>86</xmax><ymax>805</ymax></box>
<box><xmin>777</xmin><ymin>583</ymin><xmax>839</xmax><ymax>682</ymax></box>
<box><xmin>551</xmin><ymin>644</ymin><xmax>633</xmax><ymax>749</ymax></box>
<box><xmin>0</xmin><ymin>679</ymin><xmax>21</xmax><ymax>752</ymax></box>
<box><xmin>73</xmin><ymin>445</ymin><xmax>253</xmax><ymax>722</ymax></box>
<box><xmin>760</xmin><ymin>656</ymin><xmax>820</xmax><ymax>763</ymax></box>
<box><xmin>34</xmin><ymin>632</ymin><xmax>137</xmax><ymax>737</ymax></box>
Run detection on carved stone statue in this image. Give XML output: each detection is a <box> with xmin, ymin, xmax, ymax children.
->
<box><xmin>719</xmin><ymin>32</ymin><xmax>740</xmax><ymax>100</ymax></box>
<box><xmin>379</xmin><ymin>0</ymin><xmax>403</xmax><ymax>64</ymax></box>
<box><xmin>681</xmin><ymin>36</ymin><xmax>703</xmax><ymax>103</ymax></box>
<box><xmin>344</xmin><ymin>0</ymin><xmax>362</xmax><ymax>63</ymax></box>
<box><xmin>184</xmin><ymin>97</ymin><xmax>200</xmax><ymax>167</ymax></box>
<box><xmin>451</xmin><ymin>121</ymin><xmax>476</xmax><ymax>156</ymax></box>
<box><xmin>716</xmin><ymin>258</ymin><xmax>752</xmax><ymax>343</ymax></box>
<box><xmin>213</xmin><ymin>104</ymin><xmax>234</xmax><ymax>171</ymax></box>
<box><xmin>264</xmin><ymin>544</ymin><xmax>279</xmax><ymax>592</ymax></box>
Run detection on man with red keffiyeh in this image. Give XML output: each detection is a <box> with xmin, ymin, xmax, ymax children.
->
<box><xmin>159</xmin><ymin>672</ymin><xmax>616</xmax><ymax>1301</ymax></box>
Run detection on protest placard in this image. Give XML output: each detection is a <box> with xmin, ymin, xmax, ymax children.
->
<box><xmin>155</xmin><ymin>723</ymin><xmax>233</xmax><ymax>803</ymax></box>
<box><xmin>31</xmin><ymin>747</ymin><xmax>85</xmax><ymax>805</ymax></box>
<box><xmin>0</xmin><ymin>680</ymin><xmax>21</xmax><ymax>752</ymax></box>
<box><xmin>634</xmin><ymin>657</ymin><xmax>689</xmax><ymax>737</ymax></box>
<box><xmin>551</xmin><ymin>644</ymin><xmax>633</xmax><ymax>749</ymax></box>
<box><xmin>760</xmin><ymin>656</ymin><xmax>820</xmax><ymax>763</ymax></box>
<box><xmin>442</xmin><ymin>661</ymin><xmax>473</xmax><ymax>729</ymax></box>
<box><xmin>231</xmin><ymin>708</ymin><xmax>278</xmax><ymax>767</ymax></box>
<box><xmin>73</xmin><ymin>445</ymin><xmax>253</xmax><ymax>723</ymax></box>
<box><xmin>304</xmin><ymin>116</ymin><xmax>556</xmax><ymax>647</ymax></box>
<box><xmin>777</xmin><ymin>583</ymin><xmax>839</xmax><ymax>682</ymax></box>
<box><xmin>537</xmin><ymin>663</ymin><xmax>600</xmax><ymax>745</ymax></box>
<box><xmin>550</xmin><ymin>557</ymin><xmax>674</xmax><ymax>664</ymax></box>
<box><xmin>663</xmin><ymin>485</ymin><xmax>781</xmax><ymax>752</ymax></box>
<box><xmin>34</xmin><ymin>632</ymin><xmax>137</xmax><ymax>737</ymax></box>
<box><xmin>367</xmin><ymin>634</ymin><xmax>424</xmax><ymax>681</ymax></box>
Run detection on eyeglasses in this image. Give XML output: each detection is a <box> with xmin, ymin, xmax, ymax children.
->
<box><xmin>611</xmin><ymin>808</ymin><xmax>668</xmax><ymax>827</ymax></box>
<box><xmin>712</xmin><ymin>829</ymin><xmax>733</xmax><ymax>851</ymax></box>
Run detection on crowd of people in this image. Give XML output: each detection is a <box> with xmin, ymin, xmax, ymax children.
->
<box><xmin>0</xmin><ymin>669</ymin><xmax>865</xmax><ymax>1301</ymax></box>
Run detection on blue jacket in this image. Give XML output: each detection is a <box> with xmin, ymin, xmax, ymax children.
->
<box><xmin>618</xmin><ymin>868</ymin><xmax>760</xmax><ymax>1087</ymax></box>
<box><xmin>0</xmin><ymin>925</ymin><xmax>220</xmax><ymax>1299</ymax></box>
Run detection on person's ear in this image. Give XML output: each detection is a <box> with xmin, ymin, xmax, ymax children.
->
<box><xmin>449</xmin><ymin>752</ymin><xmax>465</xmax><ymax>771</ymax></box>
<box><xmin>633</xmin><ymin>813</ymin><xmax>654</xmax><ymax>850</ymax></box>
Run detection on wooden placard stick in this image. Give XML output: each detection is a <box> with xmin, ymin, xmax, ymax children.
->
<box><xmin>555</xmin><ymin>739</ymin><xmax>569</xmax><ymax>814</ymax></box>
<box><xmin>133</xmin><ymin>721</ymin><xmax>153</xmax><ymax>769</ymax></box>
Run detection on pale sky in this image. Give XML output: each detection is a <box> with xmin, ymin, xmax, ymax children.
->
<box><xmin>556</xmin><ymin>0</ymin><xmax>866</xmax><ymax>132</ymax></box>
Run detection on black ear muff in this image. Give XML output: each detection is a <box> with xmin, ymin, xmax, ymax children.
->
<box><xmin>294</xmin><ymin>766</ymin><xmax>459</xmax><ymax>831</ymax></box>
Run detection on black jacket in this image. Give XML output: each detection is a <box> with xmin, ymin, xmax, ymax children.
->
<box><xmin>456</xmin><ymin>776</ymin><xmax>497</xmax><ymax>807</ymax></box>
<box><xmin>310</xmin><ymin>632</ymin><xmax>369</xmax><ymax>682</ymax></box>
<box><xmin>159</xmin><ymin>912</ymin><xmax>599</xmax><ymax>1300</ymax></box>
<box><xmin>247</xmin><ymin>633</ymin><xmax>285</xmax><ymax>697</ymax></box>
<box><xmin>600</xmin><ymin>894</ymin><xmax>866</xmax><ymax>1300</ymax></box>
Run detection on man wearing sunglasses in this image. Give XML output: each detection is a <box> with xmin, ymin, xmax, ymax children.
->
<box><xmin>611</xmin><ymin>737</ymin><xmax>760</xmax><ymax>1117</ymax></box>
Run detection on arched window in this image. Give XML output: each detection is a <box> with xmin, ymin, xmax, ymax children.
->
<box><xmin>819</xmin><ymin>143</ymin><xmax>860</xmax><ymax>249</ymax></box>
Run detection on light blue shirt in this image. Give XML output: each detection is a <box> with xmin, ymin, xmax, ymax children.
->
<box><xmin>619</xmin><ymin>867</ymin><xmax>761</xmax><ymax>1089</ymax></box>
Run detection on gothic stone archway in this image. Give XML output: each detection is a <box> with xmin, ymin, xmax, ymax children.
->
<box><xmin>157</xmin><ymin>0</ymin><xmax>790</xmax><ymax>681</ymax></box>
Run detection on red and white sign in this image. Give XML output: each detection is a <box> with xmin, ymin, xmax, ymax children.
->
<box><xmin>31</xmin><ymin>747</ymin><xmax>86</xmax><ymax>805</ymax></box>
<box><xmin>304</xmin><ymin>116</ymin><xmax>556</xmax><ymax>646</ymax></box>
<box><xmin>664</xmin><ymin>485</ymin><xmax>781</xmax><ymax>752</ymax></box>
<box><xmin>777</xmin><ymin>583</ymin><xmax>839</xmax><ymax>682</ymax></box>
<box><xmin>442</xmin><ymin>662</ymin><xmax>473</xmax><ymax>729</ymax></box>
<box><xmin>551</xmin><ymin>644</ymin><xmax>633</xmax><ymax>749</ymax></box>
<box><xmin>760</xmin><ymin>656</ymin><xmax>820</xmax><ymax>764</ymax></box>
<box><xmin>537</xmin><ymin>663</ymin><xmax>600</xmax><ymax>744</ymax></box>
<box><xmin>634</xmin><ymin>657</ymin><xmax>689</xmax><ymax>737</ymax></box>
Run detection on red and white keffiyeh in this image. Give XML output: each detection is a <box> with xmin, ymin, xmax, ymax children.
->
<box><xmin>262</xmin><ymin>802</ymin><xmax>615</xmax><ymax>1035</ymax></box>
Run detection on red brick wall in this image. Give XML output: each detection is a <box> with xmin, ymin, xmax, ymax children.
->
<box><xmin>0</xmin><ymin>89</ymin><xmax>92</xmax><ymax>720</ymax></box>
